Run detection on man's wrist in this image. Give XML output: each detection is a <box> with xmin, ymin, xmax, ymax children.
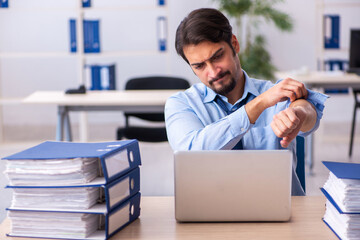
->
<box><xmin>245</xmin><ymin>96</ymin><xmax>267</xmax><ymax>124</ymax></box>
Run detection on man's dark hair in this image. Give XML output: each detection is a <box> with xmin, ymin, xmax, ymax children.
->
<box><xmin>175</xmin><ymin>8</ymin><xmax>234</xmax><ymax>64</ymax></box>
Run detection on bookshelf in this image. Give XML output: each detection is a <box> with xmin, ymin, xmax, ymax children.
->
<box><xmin>0</xmin><ymin>0</ymin><xmax>170</xmax><ymax>142</ymax></box>
<box><xmin>316</xmin><ymin>0</ymin><xmax>360</xmax><ymax>71</ymax></box>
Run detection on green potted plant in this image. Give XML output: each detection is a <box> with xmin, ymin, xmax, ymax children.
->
<box><xmin>216</xmin><ymin>0</ymin><xmax>294</xmax><ymax>80</ymax></box>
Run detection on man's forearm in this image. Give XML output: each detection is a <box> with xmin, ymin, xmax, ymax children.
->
<box><xmin>244</xmin><ymin>95</ymin><xmax>268</xmax><ymax>124</ymax></box>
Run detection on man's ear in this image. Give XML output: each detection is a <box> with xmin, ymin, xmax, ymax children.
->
<box><xmin>231</xmin><ymin>34</ymin><xmax>240</xmax><ymax>53</ymax></box>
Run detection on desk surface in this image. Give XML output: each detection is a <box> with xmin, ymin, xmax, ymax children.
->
<box><xmin>23</xmin><ymin>90</ymin><xmax>180</xmax><ymax>106</ymax></box>
<box><xmin>0</xmin><ymin>196</ymin><xmax>336</xmax><ymax>240</ymax></box>
<box><xmin>276</xmin><ymin>71</ymin><xmax>360</xmax><ymax>89</ymax></box>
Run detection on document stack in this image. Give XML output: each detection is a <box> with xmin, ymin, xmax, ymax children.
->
<box><xmin>321</xmin><ymin>161</ymin><xmax>360</xmax><ymax>240</ymax></box>
<box><xmin>2</xmin><ymin>140</ymin><xmax>141</xmax><ymax>240</ymax></box>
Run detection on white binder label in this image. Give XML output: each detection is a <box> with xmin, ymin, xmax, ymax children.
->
<box><xmin>105</xmin><ymin>150</ymin><xmax>129</xmax><ymax>178</ymax></box>
<box><xmin>109</xmin><ymin>177</ymin><xmax>130</xmax><ymax>208</ymax></box>
<box><xmin>108</xmin><ymin>203</ymin><xmax>130</xmax><ymax>235</ymax></box>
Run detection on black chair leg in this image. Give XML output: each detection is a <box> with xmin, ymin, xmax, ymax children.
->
<box><xmin>349</xmin><ymin>101</ymin><xmax>357</xmax><ymax>158</ymax></box>
<box><xmin>349</xmin><ymin>89</ymin><xmax>360</xmax><ymax>158</ymax></box>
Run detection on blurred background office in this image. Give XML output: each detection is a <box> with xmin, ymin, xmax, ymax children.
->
<box><xmin>0</xmin><ymin>0</ymin><xmax>360</xmax><ymax>221</ymax></box>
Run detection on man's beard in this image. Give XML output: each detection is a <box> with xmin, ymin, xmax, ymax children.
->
<box><xmin>209</xmin><ymin>71</ymin><xmax>236</xmax><ymax>96</ymax></box>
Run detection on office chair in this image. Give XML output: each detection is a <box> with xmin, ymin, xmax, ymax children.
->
<box><xmin>295</xmin><ymin>136</ymin><xmax>306</xmax><ymax>194</ymax></box>
<box><xmin>116</xmin><ymin>76</ymin><xmax>190</xmax><ymax>142</ymax></box>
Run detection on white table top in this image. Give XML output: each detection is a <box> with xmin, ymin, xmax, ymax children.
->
<box><xmin>275</xmin><ymin>71</ymin><xmax>360</xmax><ymax>89</ymax></box>
<box><xmin>23</xmin><ymin>90</ymin><xmax>181</xmax><ymax>106</ymax></box>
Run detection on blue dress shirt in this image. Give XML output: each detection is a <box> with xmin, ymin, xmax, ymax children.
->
<box><xmin>165</xmin><ymin>71</ymin><xmax>328</xmax><ymax>195</ymax></box>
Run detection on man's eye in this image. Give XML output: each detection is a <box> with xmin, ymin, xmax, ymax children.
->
<box><xmin>194</xmin><ymin>64</ymin><xmax>204</xmax><ymax>70</ymax></box>
<box><xmin>213</xmin><ymin>52</ymin><xmax>223</xmax><ymax>60</ymax></box>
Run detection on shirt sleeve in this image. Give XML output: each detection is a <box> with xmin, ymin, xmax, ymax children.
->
<box><xmin>165</xmin><ymin>93</ymin><xmax>253</xmax><ymax>151</ymax></box>
<box><xmin>298</xmin><ymin>88</ymin><xmax>329</xmax><ymax>137</ymax></box>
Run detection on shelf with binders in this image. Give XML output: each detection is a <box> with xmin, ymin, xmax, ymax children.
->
<box><xmin>316</xmin><ymin>1</ymin><xmax>360</xmax><ymax>72</ymax></box>
<box><xmin>78</xmin><ymin>9</ymin><xmax>169</xmax><ymax>53</ymax></box>
<box><xmin>0</xmin><ymin>0</ymin><xmax>171</xmax><ymax>142</ymax></box>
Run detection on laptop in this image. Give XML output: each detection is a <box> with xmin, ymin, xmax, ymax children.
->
<box><xmin>174</xmin><ymin>150</ymin><xmax>292</xmax><ymax>222</ymax></box>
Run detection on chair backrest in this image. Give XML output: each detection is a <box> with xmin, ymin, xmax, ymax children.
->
<box><xmin>295</xmin><ymin>136</ymin><xmax>306</xmax><ymax>193</ymax></box>
<box><xmin>124</xmin><ymin>76</ymin><xmax>190</xmax><ymax>122</ymax></box>
<box><xmin>125</xmin><ymin>76</ymin><xmax>190</xmax><ymax>90</ymax></box>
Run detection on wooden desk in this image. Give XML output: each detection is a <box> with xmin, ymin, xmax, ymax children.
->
<box><xmin>23</xmin><ymin>90</ymin><xmax>180</xmax><ymax>142</ymax></box>
<box><xmin>0</xmin><ymin>196</ymin><xmax>337</xmax><ymax>240</ymax></box>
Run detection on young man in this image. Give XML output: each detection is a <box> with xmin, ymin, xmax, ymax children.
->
<box><xmin>165</xmin><ymin>8</ymin><xmax>327</xmax><ymax>195</ymax></box>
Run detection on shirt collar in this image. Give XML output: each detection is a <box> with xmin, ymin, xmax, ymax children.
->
<box><xmin>203</xmin><ymin>70</ymin><xmax>260</xmax><ymax>104</ymax></box>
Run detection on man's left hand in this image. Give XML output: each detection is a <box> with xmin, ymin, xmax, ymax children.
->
<box><xmin>270</xmin><ymin>106</ymin><xmax>307</xmax><ymax>148</ymax></box>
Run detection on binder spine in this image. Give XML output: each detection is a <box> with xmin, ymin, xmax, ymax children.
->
<box><xmin>0</xmin><ymin>0</ymin><xmax>9</xmax><ymax>8</ymax></box>
<box><xmin>107</xmin><ymin>192</ymin><xmax>141</xmax><ymax>239</ymax></box>
<box><xmin>105</xmin><ymin>167</ymin><xmax>140</xmax><ymax>210</ymax></box>
<box><xmin>69</xmin><ymin>19</ymin><xmax>77</xmax><ymax>53</ymax></box>
<box><xmin>157</xmin><ymin>16</ymin><xmax>167</xmax><ymax>52</ymax></box>
<box><xmin>86</xmin><ymin>64</ymin><xmax>116</xmax><ymax>91</ymax></box>
<box><xmin>82</xmin><ymin>0</ymin><xmax>91</xmax><ymax>8</ymax></box>
<box><xmin>90</xmin><ymin>65</ymin><xmax>102</xmax><ymax>90</ymax></box>
<box><xmin>324</xmin><ymin>15</ymin><xmax>340</xmax><ymax>49</ymax></box>
<box><xmin>158</xmin><ymin>0</ymin><xmax>165</xmax><ymax>6</ymax></box>
<box><xmin>83</xmin><ymin>20</ymin><xmax>101</xmax><ymax>53</ymax></box>
<box><xmin>108</xmin><ymin>64</ymin><xmax>116</xmax><ymax>90</ymax></box>
<box><xmin>102</xmin><ymin>140</ymin><xmax>141</xmax><ymax>183</ymax></box>
<box><xmin>101</xmin><ymin>66</ymin><xmax>110</xmax><ymax>90</ymax></box>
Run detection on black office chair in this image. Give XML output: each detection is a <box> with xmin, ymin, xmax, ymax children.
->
<box><xmin>116</xmin><ymin>76</ymin><xmax>190</xmax><ymax>142</ymax></box>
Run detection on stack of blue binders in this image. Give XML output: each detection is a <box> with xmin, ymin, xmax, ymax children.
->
<box><xmin>321</xmin><ymin>161</ymin><xmax>360</xmax><ymax>240</ymax></box>
<box><xmin>3</xmin><ymin>140</ymin><xmax>141</xmax><ymax>240</ymax></box>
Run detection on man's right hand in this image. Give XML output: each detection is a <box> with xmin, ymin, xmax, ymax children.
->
<box><xmin>245</xmin><ymin>77</ymin><xmax>307</xmax><ymax>124</ymax></box>
<box><xmin>259</xmin><ymin>78</ymin><xmax>308</xmax><ymax>108</ymax></box>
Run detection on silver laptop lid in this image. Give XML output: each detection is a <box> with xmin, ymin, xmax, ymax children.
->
<box><xmin>174</xmin><ymin>150</ymin><xmax>292</xmax><ymax>222</ymax></box>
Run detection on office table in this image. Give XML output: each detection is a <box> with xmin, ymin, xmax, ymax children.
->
<box><xmin>0</xmin><ymin>196</ymin><xmax>337</xmax><ymax>240</ymax></box>
<box><xmin>23</xmin><ymin>90</ymin><xmax>180</xmax><ymax>142</ymax></box>
<box><xmin>276</xmin><ymin>71</ymin><xmax>360</xmax><ymax>89</ymax></box>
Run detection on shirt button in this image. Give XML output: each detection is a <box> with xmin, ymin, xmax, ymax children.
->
<box><xmin>241</xmin><ymin>128</ymin><xmax>245</xmax><ymax>132</ymax></box>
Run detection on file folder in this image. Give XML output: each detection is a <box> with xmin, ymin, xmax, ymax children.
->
<box><xmin>0</xmin><ymin>0</ymin><xmax>9</xmax><ymax>8</ymax></box>
<box><xmin>321</xmin><ymin>161</ymin><xmax>360</xmax><ymax>240</ymax></box>
<box><xmin>69</xmin><ymin>19</ymin><xmax>77</xmax><ymax>53</ymax></box>
<box><xmin>322</xmin><ymin>198</ymin><xmax>360</xmax><ymax>240</ymax></box>
<box><xmin>83</xmin><ymin>0</ymin><xmax>91</xmax><ymax>8</ymax></box>
<box><xmin>321</xmin><ymin>188</ymin><xmax>360</xmax><ymax>214</ymax></box>
<box><xmin>6</xmin><ymin>192</ymin><xmax>141</xmax><ymax>240</ymax></box>
<box><xmin>6</xmin><ymin>167</ymin><xmax>140</xmax><ymax>212</ymax></box>
<box><xmin>157</xmin><ymin>16</ymin><xmax>167</xmax><ymax>51</ymax></box>
<box><xmin>323</xmin><ymin>161</ymin><xmax>360</xmax><ymax>180</ymax></box>
<box><xmin>83</xmin><ymin>20</ymin><xmax>101</xmax><ymax>53</ymax></box>
<box><xmin>324</xmin><ymin>15</ymin><xmax>340</xmax><ymax>49</ymax></box>
<box><xmin>3</xmin><ymin>140</ymin><xmax>141</xmax><ymax>184</ymax></box>
<box><xmin>100</xmin><ymin>64</ymin><xmax>116</xmax><ymax>90</ymax></box>
<box><xmin>85</xmin><ymin>64</ymin><xmax>116</xmax><ymax>91</ymax></box>
<box><xmin>90</xmin><ymin>65</ymin><xmax>102</xmax><ymax>90</ymax></box>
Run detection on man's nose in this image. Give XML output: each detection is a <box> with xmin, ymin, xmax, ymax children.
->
<box><xmin>207</xmin><ymin>63</ymin><xmax>220</xmax><ymax>79</ymax></box>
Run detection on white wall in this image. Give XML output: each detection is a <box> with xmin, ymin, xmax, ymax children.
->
<box><xmin>0</xmin><ymin>0</ymin><xmax>359</xmax><ymax>138</ymax></box>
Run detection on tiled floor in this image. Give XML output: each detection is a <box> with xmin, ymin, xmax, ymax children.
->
<box><xmin>0</xmin><ymin>122</ymin><xmax>359</xmax><ymax>222</ymax></box>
